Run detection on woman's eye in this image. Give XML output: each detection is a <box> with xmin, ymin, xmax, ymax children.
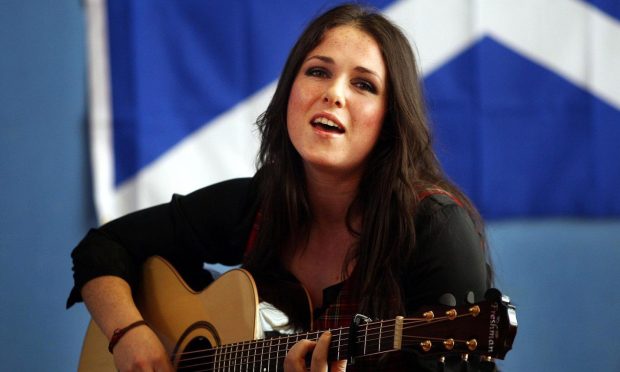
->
<box><xmin>305</xmin><ymin>67</ymin><xmax>329</xmax><ymax>78</ymax></box>
<box><xmin>354</xmin><ymin>80</ymin><xmax>376</xmax><ymax>93</ymax></box>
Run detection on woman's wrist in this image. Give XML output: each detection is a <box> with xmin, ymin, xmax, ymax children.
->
<box><xmin>108</xmin><ymin>320</ymin><xmax>149</xmax><ymax>353</ymax></box>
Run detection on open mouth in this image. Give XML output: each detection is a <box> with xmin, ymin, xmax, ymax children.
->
<box><xmin>311</xmin><ymin>117</ymin><xmax>345</xmax><ymax>134</ymax></box>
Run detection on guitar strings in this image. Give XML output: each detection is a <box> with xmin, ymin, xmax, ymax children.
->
<box><xmin>171</xmin><ymin>313</ymin><xmax>478</xmax><ymax>370</ymax></box>
<box><xmin>174</xmin><ymin>332</ymin><xmax>473</xmax><ymax>371</ymax></box>
<box><xmin>173</xmin><ymin>312</ymin><xmax>473</xmax><ymax>359</ymax></box>
<box><xmin>176</xmin><ymin>333</ymin><xmax>471</xmax><ymax>372</ymax></box>
<box><xmin>176</xmin><ymin>337</ymin><xmax>459</xmax><ymax>371</ymax></box>
<box><xmin>172</xmin><ymin>314</ymin><xmax>476</xmax><ymax>370</ymax></box>
<box><xmin>171</xmin><ymin>314</ymin><xmax>438</xmax><ymax>357</ymax></box>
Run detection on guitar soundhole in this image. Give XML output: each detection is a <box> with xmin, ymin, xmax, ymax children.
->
<box><xmin>177</xmin><ymin>336</ymin><xmax>213</xmax><ymax>371</ymax></box>
<box><xmin>172</xmin><ymin>321</ymin><xmax>220</xmax><ymax>371</ymax></box>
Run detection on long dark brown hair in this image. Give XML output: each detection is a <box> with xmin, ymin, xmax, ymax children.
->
<box><xmin>244</xmin><ymin>3</ymin><xmax>492</xmax><ymax>318</ymax></box>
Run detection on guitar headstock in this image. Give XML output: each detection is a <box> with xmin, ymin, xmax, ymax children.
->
<box><xmin>402</xmin><ymin>288</ymin><xmax>517</xmax><ymax>360</ymax></box>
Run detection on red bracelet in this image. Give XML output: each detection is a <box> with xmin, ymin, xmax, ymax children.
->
<box><xmin>108</xmin><ymin>320</ymin><xmax>148</xmax><ymax>354</ymax></box>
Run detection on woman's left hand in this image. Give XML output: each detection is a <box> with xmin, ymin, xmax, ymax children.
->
<box><xmin>284</xmin><ymin>331</ymin><xmax>347</xmax><ymax>372</ymax></box>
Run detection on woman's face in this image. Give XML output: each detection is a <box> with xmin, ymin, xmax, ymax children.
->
<box><xmin>287</xmin><ymin>25</ymin><xmax>387</xmax><ymax>179</ymax></box>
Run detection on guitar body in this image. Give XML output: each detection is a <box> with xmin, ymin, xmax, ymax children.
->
<box><xmin>78</xmin><ymin>256</ymin><xmax>263</xmax><ymax>371</ymax></box>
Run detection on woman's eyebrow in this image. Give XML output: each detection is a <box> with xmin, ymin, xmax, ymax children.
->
<box><xmin>354</xmin><ymin>66</ymin><xmax>383</xmax><ymax>82</ymax></box>
<box><xmin>304</xmin><ymin>55</ymin><xmax>334</xmax><ymax>64</ymax></box>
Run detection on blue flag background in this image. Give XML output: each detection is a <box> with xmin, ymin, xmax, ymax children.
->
<box><xmin>91</xmin><ymin>0</ymin><xmax>620</xmax><ymax>221</ymax></box>
<box><xmin>426</xmin><ymin>36</ymin><xmax>620</xmax><ymax>218</ymax></box>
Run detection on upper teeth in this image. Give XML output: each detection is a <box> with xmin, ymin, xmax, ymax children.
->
<box><xmin>314</xmin><ymin>117</ymin><xmax>339</xmax><ymax>128</ymax></box>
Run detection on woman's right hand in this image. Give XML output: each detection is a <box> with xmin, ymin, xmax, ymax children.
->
<box><xmin>111</xmin><ymin>324</ymin><xmax>173</xmax><ymax>372</ymax></box>
<box><xmin>81</xmin><ymin>276</ymin><xmax>173</xmax><ymax>371</ymax></box>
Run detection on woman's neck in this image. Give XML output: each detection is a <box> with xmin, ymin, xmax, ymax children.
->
<box><xmin>285</xmin><ymin>167</ymin><xmax>362</xmax><ymax>306</ymax></box>
<box><xmin>304</xmin><ymin>166</ymin><xmax>361</xmax><ymax>229</ymax></box>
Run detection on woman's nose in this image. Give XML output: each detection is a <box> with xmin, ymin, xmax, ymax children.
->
<box><xmin>323</xmin><ymin>80</ymin><xmax>345</xmax><ymax>108</ymax></box>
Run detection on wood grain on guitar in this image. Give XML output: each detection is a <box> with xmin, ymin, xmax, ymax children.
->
<box><xmin>78</xmin><ymin>256</ymin><xmax>517</xmax><ymax>371</ymax></box>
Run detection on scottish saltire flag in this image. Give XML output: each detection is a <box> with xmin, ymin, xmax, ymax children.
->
<box><xmin>85</xmin><ymin>0</ymin><xmax>620</xmax><ymax>222</ymax></box>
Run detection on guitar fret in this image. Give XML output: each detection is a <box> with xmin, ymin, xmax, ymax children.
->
<box><xmin>235</xmin><ymin>342</ymin><xmax>239</xmax><ymax>372</ymax></box>
<box><xmin>242</xmin><ymin>342</ymin><xmax>247</xmax><ymax>372</ymax></box>
<box><xmin>253</xmin><ymin>340</ymin><xmax>258</xmax><ymax>372</ymax></box>
<box><xmin>238</xmin><ymin>341</ymin><xmax>242</xmax><ymax>372</ymax></box>
<box><xmin>225</xmin><ymin>343</ymin><xmax>229</xmax><ymax>372</ymax></box>
<box><xmin>232</xmin><ymin>342</ymin><xmax>236</xmax><ymax>372</ymax></box>
<box><xmin>363</xmin><ymin>323</ymin><xmax>368</xmax><ymax>355</ymax></box>
<box><xmin>290</xmin><ymin>334</ymin><xmax>296</xmax><ymax>365</ymax></box>
<box><xmin>227</xmin><ymin>344</ymin><xmax>235</xmax><ymax>372</ymax></box>
<box><xmin>336</xmin><ymin>328</ymin><xmax>340</xmax><ymax>360</ymax></box>
<box><xmin>277</xmin><ymin>336</ymin><xmax>284</xmax><ymax>370</ymax></box>
<box><xmin>220</xmin><ymin>344</ymin><xmax>225</xmax><ymax>372</ymax></box>
<box><xmin>252</xmin><ymin>339</ymin><xmax>256</xmax><ymax>372</ymax></box>
<box><xmin>226</xmin><ymin>343</ymin><xmax>230</xmax><ymax>372</ymax></box>
<box><xmin>213</xmin><ymin>344</ymin><xmax>218</xmax><ymax>371</ymax></box>
<box><xmin>275</xmin><ymin>337</ymin><xmax>280</xmax><ymax>372</ymax></box>
<box><xmin>272</xmin><ymin>337</ymin><xmax>277</xmax><ymax>371</ymax></box>
<box><xmin>222</xmin><ymin>345</ymin><xmax>230</xmax><ymax>371</ymax></box>
<box><xmin>233</xmin><ymin>342</ymin><xmax>237</xmax><ymax>372</ymax></box>
<box><xmin>239</xmin><ymin>341</ymin><xmax>243</xmax><ymax>372</ymax></box>
<box><xmin>237</xmin><ymin>342</ymin><xmax>241</xmax><ymax>372</ymax></box>
<box><xmin>268</xmin><ymin>338</ymin><xmax>272</xmax><ymax>372</ymax></box>
<box><xmin>240</xmin><ymin>342</ymin><xmax>243</xmax><ymax>372</ymax></box>
<box><xmin>264</xmin><ymin>338</ymin><xmax>269</xmax><ymax>372</ymax></box>
<box><xmin>378</xmin><ymin>321</ymin><xmax>383</xmax><ymax>352</ymax></box>
<box><xmin>261</xmin><ymin>338</ymin><xmax>265</xmax><ymax>372</ymax></box>
<box><xmin>241</xmin><ymin>341</ymin><xmax>246</xmax><ymax>372</ymax></box>
<box><xmin>241</xmin><ymin>341</ymin><xmax>245</xmax><ymax>372</ymax></box>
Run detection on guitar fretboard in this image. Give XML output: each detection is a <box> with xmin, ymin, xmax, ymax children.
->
<box><xmin>176</xmin><ymin>319</ymin><xmax>400</xmax><ymax>371</ymax></box>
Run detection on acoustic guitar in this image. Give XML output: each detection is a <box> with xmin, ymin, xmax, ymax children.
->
<box><xmin>78</xmin><ymin>256</ymin><xmax>517</xmax><ymax>371</ymax></box>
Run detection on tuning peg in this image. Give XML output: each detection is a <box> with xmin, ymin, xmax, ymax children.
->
<box><xmin>479</xmin><ymin>356</ymin><xmax>497</xmax><ymax>372</ymax></box>
<box><xmin>445</xmin><ymin>309</ymin><xmax>457</xmax><ymax>320</ymax></box>
<box><xmin>437</xmin><ymin>355</ymin><xmax>446</xmax><ymax>372</ymax></box>
<box><xmin>466</xmin><ymin>339</ymin><xmax>478</xmax><ymax>351</ymax></box>
<box><xmin>460</xmin><ymin>354</ymin><xmax>470</xmax><ymax>372</ymax></box>
<box><xmin>468</xmin><ymin>305</ymin><xmax>481</xmax><ymax>317</ymax></box>
<box><xmin>423</xmin><ymin>310</ymin><xmax>435</xmax><ymax>321</ymax></box>
<box><xmin>443</xmin><ymin>338</ymin><xmax>455</xmax><ymax>350</ymax></box>
<box><xmin>420</xmin><ymin>340</ymin><xmax>432</xmax><ymax>352</ymax></box>
<box><xmin>438</xmin><ymin>293</ymin><xmax>456</xmax><ymax>306</ymax></box>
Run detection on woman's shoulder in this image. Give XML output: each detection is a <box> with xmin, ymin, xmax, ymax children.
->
<box><xmin>184</xmin><ymin>176</ymin><xmax>256</xmax><ymax>197</ymax></box>
<box><xmin>172</xmin><ymin>176</ymin><xmax>261</xmax><ymax>237</ymax></box>
<box><xmin>413</xmin><ymin>188</ymin><xmax>479</xmax><ymax>247</ymax></box>
<box><xmin>416</xmin><ymin>188</ymin><xmax>466</xmax><ymax>219</ymax></box>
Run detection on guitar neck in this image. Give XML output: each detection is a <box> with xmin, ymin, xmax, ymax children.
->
<box><xmin>207</xmin><ymin>319</ymin><xmax>400</xmax><ymax>371</ymax></box>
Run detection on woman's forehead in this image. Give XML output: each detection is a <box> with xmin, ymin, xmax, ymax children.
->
<box><xmin>303</xmin><ymin>26</ymin><xmax>385</xmax><ymax>74</ymax></box>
